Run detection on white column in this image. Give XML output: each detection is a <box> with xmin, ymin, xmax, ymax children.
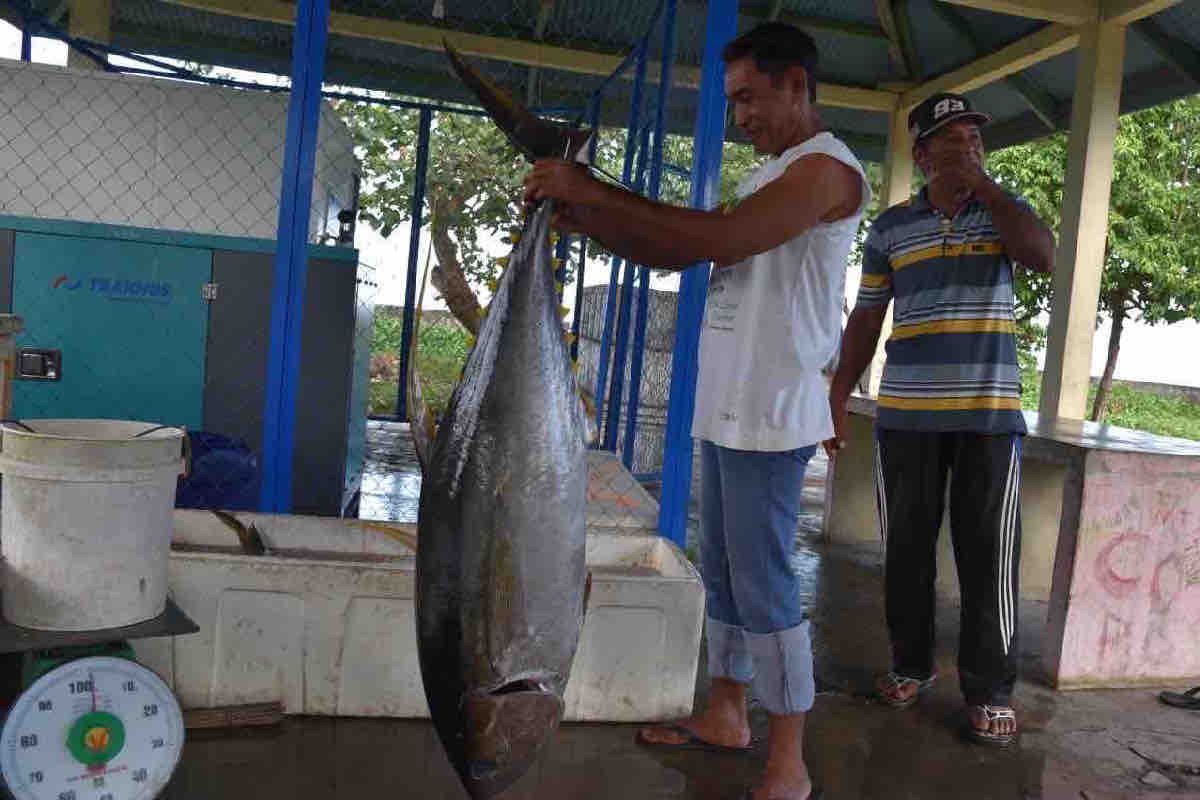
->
<box><xmin>1039</xmin><ymin>21</ymin><xmax>1126</xmax><ymax>420</ymax></box>
<box><xmin>864</xmin><ymin>106</ymin><xmax>913</xmax><ymax>395</ymax></box>
<box><xmin>68</xmin><ymin>0</ymin><xmax>111</xmax><ymax>71</ymax></box>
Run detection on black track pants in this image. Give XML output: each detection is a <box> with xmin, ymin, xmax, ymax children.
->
<box><xmin>875</xmin><ymin>429</ymin><xmax>1023</xmax><ymax>706</ymax></box>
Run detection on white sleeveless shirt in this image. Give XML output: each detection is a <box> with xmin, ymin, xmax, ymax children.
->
<box><xmin>692</xmin><ymin>132</ymin><xmax>871</xmax><ymax>452</ymax></box>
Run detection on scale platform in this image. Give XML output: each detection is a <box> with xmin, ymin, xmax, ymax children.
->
<box><xmin>0</xmin><ymin>598</ymin><xmax>198</xmax><ymax>655</ymax></box>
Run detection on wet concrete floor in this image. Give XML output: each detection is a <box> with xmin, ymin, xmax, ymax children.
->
<box><xmin>167</xmin><ymin>423</ymin><xmax>1200</xmax><ymax>799</ymax></box>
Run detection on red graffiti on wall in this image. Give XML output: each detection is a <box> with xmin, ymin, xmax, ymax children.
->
<box><xmin>1094</xmin><ymin>533</ymin><xmax>1152</xmax><ymax>599</ymax></box>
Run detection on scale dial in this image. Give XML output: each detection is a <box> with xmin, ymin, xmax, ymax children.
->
<box><xmin>0</xmin><ymin>656</ymin><xmax>183</xmax><ymax>800</ymax></box>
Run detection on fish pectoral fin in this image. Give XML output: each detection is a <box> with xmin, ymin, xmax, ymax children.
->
<box><xmin>409</xmin><ymin>365</ymin><xmax>436</xmax><ymax>474</ymax></box>
<box><xmin>577</xmin><ymin>386</ymin><xmax>599</xmax><ymax>446</ymax></box>
<box><xmin>408</xmin><ymin>243</ymin><xmax>437</xmax><ymax>475</ymax></box>
<box><xmin>211</xmin><ymin>510</ymin><xmax>268</xmax><ymax>556</ymax></box>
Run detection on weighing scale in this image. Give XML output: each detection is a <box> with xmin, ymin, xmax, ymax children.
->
<box><xmin>0</xmin><ymin>600</ymin><xmax>198</xmax><ymax>800</ymax></box>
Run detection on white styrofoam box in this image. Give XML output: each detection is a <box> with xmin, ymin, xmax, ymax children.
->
<box><xmin>134</xmin><ymin>510</ymin><xmax>703</xmax><ymax>722</ymax></box>
<box><xmin>0</xmin><ymin>59</ymin><xmax>357</xmax><ymax>242</ymax></box>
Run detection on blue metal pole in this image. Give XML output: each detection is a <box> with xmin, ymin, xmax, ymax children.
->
<box><xmin>594</xmin><ymin>38</ymin><xmax>648</xmax><ymax>436</ymax></box>
<box><xmin>20</xmin><ymin>3</ymin><xmax>32</xmax><ymax>62</ymax></box>
<box><xmin>601</xmin><ymin>41</ymin><xmax>649</xmax><ymax>450</ymax></box>
<box><xmin>554</xmin><ymin>235</ymin><xmax>570</xmax><ymax>303</ymax></box>
<box><xmin>622</xmin><ymin>0</ymin><xmax>678</xmax><ymax>469</ymax></box>
<box><xmin>570</xmin><ymin>98</ymin><xmax>602</xmax><ymax>365</ymax></box>
<box><xmin>395</xmin><ymin>107</ymin><xmax>433</xmax><ymax>420</ymax></box>
<box><xmin>608</xmin><ymin>117</ymin><xmax>651</xmax><ymax>457</ymax></box>
<box><xmin>260</xmin><ymin>0</ymin><xmax>330</xmax><ymax>513</ymax></box>
<box><xmin>657</xmin><ymin>0</ymin><xmax>735</xmax><ymax>546</ymax></box>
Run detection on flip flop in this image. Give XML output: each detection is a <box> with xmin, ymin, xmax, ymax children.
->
<box><xmin>635</xmin><ymin>723</ymin><xmax>754</xmax><ymax>754</ymax></box>
<box><xmin>962</xmin><ymin>705</ymin><xmax>1018</xmax><ymax>748</ymax></box>
<box><xmin>875</xmin><ymin>671</ymin><xmax>936</xmax><ymax>708</ymax></box>
<box><xmin>1158</xmin><ymin>686</ymin><xmax>1200</xmax><ymax>710</ymax></box>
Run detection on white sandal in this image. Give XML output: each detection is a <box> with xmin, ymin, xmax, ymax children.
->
<box><xmin>875</xmin><ymin>671</ymin><xmax>936</xmax><ymax>708</ymax></box>
<box><xmin>964</xmin><ymin>704</ymin><xmax>1018</xmax><ymax>747</ymax></box>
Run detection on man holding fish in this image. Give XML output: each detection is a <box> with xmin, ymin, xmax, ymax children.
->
<box><xmin>525</xmin><ymin>22</ymin><xmax>870</xmax><ymax>800</ymax></box>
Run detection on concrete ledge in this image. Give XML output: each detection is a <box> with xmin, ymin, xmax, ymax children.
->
<box><xmin>134</xmin><ymin>509</ymin><xmax>703</xmax><ymax>722</ymax></box>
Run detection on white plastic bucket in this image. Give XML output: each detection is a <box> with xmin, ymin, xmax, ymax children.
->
<box><xmin>0</xmin><ymin>420</ymin><xmax>187</xmax><ymax>631</ymax></box>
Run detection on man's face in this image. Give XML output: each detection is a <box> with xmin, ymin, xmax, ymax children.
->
<box><xmin>724</xmin><ymin>57</ymin><xmax>807</xmax><ymax>155</ymax></box>
<box><xmin>914</xmin><ymin>120</ymin><xmax>985</xmax><ymax>183</ymax></box>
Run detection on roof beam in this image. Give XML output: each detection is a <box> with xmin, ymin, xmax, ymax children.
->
<box><xmin>160</xmin><ymin>0</ymin><xmax>899</xmax><ymax>111</ymax></box>
<box><xmin>931</xmin><ymin>2</ymin><xmax>1058</xmax><ymax>128</ymax></box>
<box><xmin>775</xmin><ymin>11</ymin><xmax>890</xmax><ymax>41</ymax></box>
<box><xmin>1102</xmin><ymin>0</ymin><xmax>1180</xmax><ymax>26</ymax></box>
<box><xmin>877</xmin><ymin>0</ymin><xmax>920</xmax><ymax>79</ymax></box>
<box><xmin>935</xmin><ymin>0</ymin><xmax>1096</xmax><ymax>25</ymax></box>
<box><xmin>1133</xmin><ymin>16</ymin><xmax>1200</xmax><ymax>84</ymax></box>
<box><xmin>901</xmin><ymin>23</ymin><xmax>1079</xmax><ymax>111</ymax></box>
<box><xmin>525</xmin><ymin>0</ymin><xmax>556</xmax><ymax>106</ymax></box>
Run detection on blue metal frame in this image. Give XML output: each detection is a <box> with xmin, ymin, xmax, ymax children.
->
<box><xmin>18</xmin><ymin>0</ymin><xmax>32</xmax><ymax>61</ymax></box>
<box><xmin>569</xmin><ymin>98</ymin><xmax>603</xmax><ymax>364</ymax></box>
<box><xmin>395</xmin><ymin>106</ymin><xmax>433</xmax><ymax>421</ymax></box>
<box><xmin>594</xmin><ymin>38</ymin><xmax>648</xmax><ymax>436</ymax></box>
<box><xmin>657</xmin><ymin>0</ymin><xmax>736</xmax><ymax>546</ymax></box>
<box><xmin>601</xmin><ymin>41</ymin><xmax>650</xmax><ymax>452</ymax></box>
<box><xmin>612</xmin><ymin>117</ymin><xmax>650</xmax><ymax>461</ymax></box>
<box><xmin>622</xmin><ymin>0</ymin><xmax>679</xmax><ymax>469</ymax></box>
<box><xmin>260</xmin><ymin>0</ymin><xmax>331</xmax><ymax>513</ymax></box>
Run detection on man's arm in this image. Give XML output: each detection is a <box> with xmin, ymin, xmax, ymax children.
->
<box><xmin>974</xmin><ymin>179</ymin><xmax>1055</xmax><ymax>274</ymax></box>
<box><xmin>826</xmin><ymin>303</ymin><xmax>889</xmax><ymax>454</ymax></box>
<box><xmin>525</xmin><ymin>154</ymin><xmax>863</xmax><ymax>270</ymax></box>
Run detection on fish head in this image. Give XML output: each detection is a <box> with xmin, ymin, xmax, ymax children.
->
<box><xmin>454</xmin><ymin>678</ymin><xmax>563</xmax><ymax>798</ymax></box>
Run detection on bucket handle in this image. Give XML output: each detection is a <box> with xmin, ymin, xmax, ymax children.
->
<box><xmin>134</xmin><ymin>424</ymin><xmax>191</xmax><ymax>478</ymax></box>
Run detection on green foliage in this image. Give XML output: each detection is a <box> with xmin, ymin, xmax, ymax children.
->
<box><xmin>1100</xmin><ymin>385</ymin><xmax>1200</xmax><ymax>441</ymax></box>
<box><xmin>367</xmin><ymin>311</ymin><xmax>473</xmax><ymax>417</ymax></box>
<box><xmin>335</xmin><ymin>102</ymin><xmax>532</xmax><ymax>289</ymax></box>
<box><xmin>1020</xmin><ymin>367</ymin><xmax>1200</xmax><ymax>441</ymax></box>
<box><xmin>989</xmin><ymin>95</ymin><xmax>1200</xmax><ymax>341</ymax></box>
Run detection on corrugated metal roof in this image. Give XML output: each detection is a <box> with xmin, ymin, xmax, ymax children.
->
<box><xmin>16</xmin><ymin>0</ymin><xmax>1200</xmax><ymax>162</ymax></box>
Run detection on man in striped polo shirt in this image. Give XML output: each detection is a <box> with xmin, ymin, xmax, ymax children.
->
<box><xmin>827</xmin><ymin>92</ymin><xmax>1054</xmax><ymax>747</ymax></box>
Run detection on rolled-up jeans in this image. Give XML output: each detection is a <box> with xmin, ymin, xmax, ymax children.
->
<box><xmin>699</xmin><ymin>439</ymin><xmax>816</xmax><ymax>716</ymax></box>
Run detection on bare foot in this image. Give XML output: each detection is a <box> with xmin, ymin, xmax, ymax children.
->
<box><xmin>748</xmin><ymin>712</ymin><xmax>813</xmax><ymax>799</ymax></box>
<box><xmin>747</xmin><ymin>767</ymin><xmax>813</xmax><ymax>799</ymax></box>
<box><xmin>637</xmin><ymin>678</ymin><xmax>751</xmax><ymax>749</ymax></box>
<box><xmin>635</xmin><ymin>712</ymin><xmax>751</xmax><ymax>749</ymax></box>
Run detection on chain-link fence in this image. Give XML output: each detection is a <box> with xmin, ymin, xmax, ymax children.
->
<box><xmin>0</xmin><ymin>0</ymin><xmax>687</xmax><ymax>534</ymax></box>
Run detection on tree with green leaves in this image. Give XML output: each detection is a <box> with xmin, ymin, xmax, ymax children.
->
<box><xmin>336</xmin><ymin>103</ymin><xmax>532</xmax><ymax>335</ymax></box>
<box><xmin>987</xmin><ymin>95</ymin><xmax>1200</xmax><ymax>421</ymax></box>
<box><xmin>335</xmin><ymin>98</ymin><xmax>768</xmax><ymax>332</ymax></box>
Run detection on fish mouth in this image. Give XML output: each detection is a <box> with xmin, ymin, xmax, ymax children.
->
<box><xmin>458</xmin><ymin>677</ymin><xmax>564</xmax><ymax>799</ymax></box>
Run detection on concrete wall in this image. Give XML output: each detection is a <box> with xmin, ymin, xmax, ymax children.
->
<box><xmin>1046</xmin><ymin>449</ymin><xmax>1200</xmax><ymax>688</ymax></box>
<box><xmin>0</xmin><ymin>59</ymin><xmax>357</xmax><ymax>242</ymax></box>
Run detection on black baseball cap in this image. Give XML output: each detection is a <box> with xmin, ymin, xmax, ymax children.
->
<box><xmin>908</xmin><ymin>92</ymin><xmax>991</xmax><ymax>143</ymax></box>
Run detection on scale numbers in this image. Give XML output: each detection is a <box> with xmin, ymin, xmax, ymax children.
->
<box><xmin>0</xmin><ymin>657</ymin><xmax>183</xmax><ymax>800</ymax></box>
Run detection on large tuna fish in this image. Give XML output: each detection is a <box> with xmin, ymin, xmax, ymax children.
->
<box><xmin>410</xmin><ymin>44</ymin><xmax>594</xmax><ymax>800</ymax></box>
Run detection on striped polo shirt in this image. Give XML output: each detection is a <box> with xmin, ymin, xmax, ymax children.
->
<box><xmin>856</xmin><ymin>187</ymin><xmax>1027</xmax><ymax>434</ymax></box>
